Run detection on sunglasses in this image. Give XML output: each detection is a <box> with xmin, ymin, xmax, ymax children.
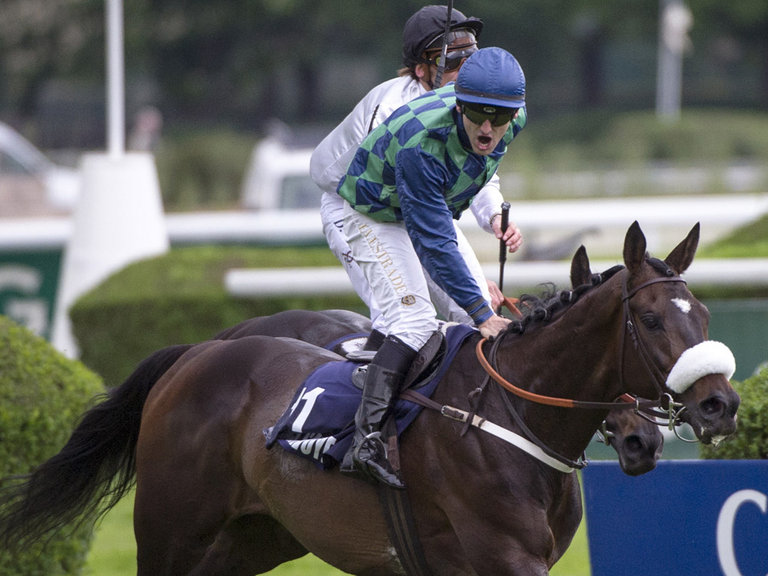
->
<box><xmin>425</xmin><ymin>44</ymin><xmax>478</xmax><ymax>72</ymax></box>
<box><xmin>459</xmin><ymin>101</ymin><xmax>518</xmax><ymax>127</ymax></box>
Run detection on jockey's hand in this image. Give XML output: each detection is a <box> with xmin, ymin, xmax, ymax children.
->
<box><xmin>486</xmin><ymin>280</ymin><xmax>504</xmax><ymax>311</ymax></box>
<box><xmin>492</xmin><ymin>216</ymin><xmax>523</xmax><ymax>254</ymax></box>
<box><xmin>478</xmin><ymin>314</ymin><xmax>511</xmax><ymax>340</ymax></box>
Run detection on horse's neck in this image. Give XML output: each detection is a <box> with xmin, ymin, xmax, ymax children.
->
<box><xmin>504</xmin><ymin>299</ymin><xmax>624</xmax><ymax>395</ymax></box>
<box><xmin>492</xmin><ymin>296</ymin><xmax>625</xmax><ymax>460</ymax></box>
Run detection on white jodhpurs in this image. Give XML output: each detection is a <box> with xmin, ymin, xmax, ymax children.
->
<box><xmin>325</xmin><ymin>193</ymin><xmax>491</xmax><ymax>331</ymax></box>
<box><xmin>343</xmin><ymin>202</ymin><xmax>439</xmax><ymax>351</ymax></box>
<box><xmin>321</xmin><ymin>192</ymin><xmax>385</xmax><ymax>330</ymax></box>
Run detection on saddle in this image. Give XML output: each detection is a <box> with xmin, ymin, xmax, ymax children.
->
<box><xmin>263</xmin><ymin>323</ymin><xmax>475</xmax><ymax>469</ymax></box>
<box><xmin>348</xmin><ymin>329</ymin><xmax>447</xmax><ymax>392</ymax></box>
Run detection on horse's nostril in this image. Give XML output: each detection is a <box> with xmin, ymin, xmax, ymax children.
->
<box><xmin>624</xmin><ymin>436</ymin><xmax>643</xmax><ymax>454</ymax></box>
<box><xmin>700</xmin><ymin>397</ymin><xmax>725</xmax><ymax>418</ymax></box>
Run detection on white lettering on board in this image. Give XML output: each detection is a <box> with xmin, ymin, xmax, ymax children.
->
<box><xmin>716</xmin><ymin>489</ymin><xmax>767</xmax><ymax>576</ymax></box>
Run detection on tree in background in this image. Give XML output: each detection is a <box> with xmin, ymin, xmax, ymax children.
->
<box><xmin>690</xmin><ymin>0</ymin><xmax>768</xmax><ymax>106</ymax></box>
<box><xmin>1</xmin><ymin>0</ymin><xmax>766</xmax><ymax>147</ymax></box>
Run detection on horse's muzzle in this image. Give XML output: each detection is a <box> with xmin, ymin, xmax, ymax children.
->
<box><xmin>682</xmin><ymin>374</ymin><xmax>741</xmax><ymax>445</ymax></box>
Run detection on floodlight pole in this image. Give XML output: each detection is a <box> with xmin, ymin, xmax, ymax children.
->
<box><xmin>656</xmin><ymin>0</ymin><xmax>692</xmax><ymax>122</ymax></box>
<box><xmin>106</xmin><ymin>0</ymin><xmax>125</xmax><ymax>156</ymax></box>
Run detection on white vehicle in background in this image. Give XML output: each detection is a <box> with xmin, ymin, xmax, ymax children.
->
<box><xmin>240</xmin><ymin>129</ymin><xmax>323</xmax><ymax>211</ymax></box>
<box><xmin>0</xmin><ymin>121</ymin><xmax>81</xmax><ymax>215</ymax></box>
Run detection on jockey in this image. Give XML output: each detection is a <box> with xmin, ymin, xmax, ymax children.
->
<box><xmin>310</xmin><ymin>5</ymin><xmax>522</xmax><ymax>351</ymax></box>
<box><xmin>337</xmin><ymin>47</ymin><xmax>528</xmax><ymax>488</ymax></box>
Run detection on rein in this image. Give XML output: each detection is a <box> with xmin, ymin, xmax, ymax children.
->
<box><xmin>475</xmin><ymin>338</ymin><xmax>657</xmax><ymax>412</ymax></box>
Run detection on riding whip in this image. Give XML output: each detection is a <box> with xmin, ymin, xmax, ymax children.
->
<box><xmin>496</xmin><ymin>202</ymin><xmax>510</xmax><ymax>315</ymax></box>
<box><xmin>432</xmin><ymin>0</ymin><xmax>454</xmax><ymax>89</ymax></box>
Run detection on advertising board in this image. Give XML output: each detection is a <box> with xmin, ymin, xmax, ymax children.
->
<box><xmin>583</xmin><ymin>460</ymin><xmax>768</xmax><ymax>576</ymax></box>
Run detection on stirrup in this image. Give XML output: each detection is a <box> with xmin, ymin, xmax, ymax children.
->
<box><xmin>354</xmin><ymin>431</ymin><xmax>387</xmax><ymax>460</ymax></box>
<box><xmin>354</xmin><ymin>432</ymin><xmax>405</xmax><ymax>490</ymax></box>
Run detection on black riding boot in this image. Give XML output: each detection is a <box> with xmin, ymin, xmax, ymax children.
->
<box><xmin>363</xmin><ymin>328</ymin><xmax>386</xmax><ymax>351</ymax></box>
<box><xmin>345</xmin><ymin>336</ymin><xmax>416</xmax><ymax>489</ymax></box>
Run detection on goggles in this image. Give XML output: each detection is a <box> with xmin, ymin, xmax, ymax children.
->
<box><xmin>459</xmin><ymin>100</ymin><xmax>518</xmax><ymax>127</ymax></box>
<box><xmin>425</xmin><ymin>43</ymin><xmax>478</xmax><ymax>72</ymax></box>
<box><xmin>424</xmin><ymin>29</ymin><xmax>477</xmax><ymax>51</ymax></box>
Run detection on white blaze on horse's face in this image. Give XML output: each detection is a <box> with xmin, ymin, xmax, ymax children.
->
<box><xmin>672</xmin><ymin>298</ymin><xmax>692</xmax><ymax>314</ymax></box>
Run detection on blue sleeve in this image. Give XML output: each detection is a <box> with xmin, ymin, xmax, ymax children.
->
<box><xmin>395</xmin><ymin>146</ymin><xmax>493</xmax><ymax>325</ymax></box>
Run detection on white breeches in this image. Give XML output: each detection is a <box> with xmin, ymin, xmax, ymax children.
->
<box><xmin>322</xmin><ymin>192</ymin><xmax>491</xmax><ymax>341</ymax></box>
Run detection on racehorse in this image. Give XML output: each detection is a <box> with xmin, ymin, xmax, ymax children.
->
<box><xmin>0</xmin><ymin>222</ymin><xmax>738</xmax><ymax>575</ymax></box>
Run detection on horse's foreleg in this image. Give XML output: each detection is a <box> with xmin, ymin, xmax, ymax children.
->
<box><xmin>186</xmin><ymin>513</ymin><xmax>307</xmax><ymax>576</ymax></box>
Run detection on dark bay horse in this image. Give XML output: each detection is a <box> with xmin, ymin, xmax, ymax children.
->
<box><xmin>0</xmin><ymin>222</ymin><xmax>739</xmax><ymax>575</ymax></box>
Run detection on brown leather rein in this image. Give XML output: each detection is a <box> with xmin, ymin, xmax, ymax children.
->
<box><xmin>475</xmin><ymin>275</ymin><xmax>688</xmax><ymax>413</ymax></box>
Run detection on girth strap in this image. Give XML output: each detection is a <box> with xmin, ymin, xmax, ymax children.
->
<box><xmin>377</xmin><ymin>416</ymin><xmax>433</xmax><ymax>576</ymax></box>
<box><xmin>378</xmin><ymin>484</ymin><xmax>433</xmax><ymax>576</ymax></box>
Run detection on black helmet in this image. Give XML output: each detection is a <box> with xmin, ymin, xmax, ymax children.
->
<box><xmin>402</xmin><ymin>5</ymin><xmax>483</xmax><ymax>68</ymax></box>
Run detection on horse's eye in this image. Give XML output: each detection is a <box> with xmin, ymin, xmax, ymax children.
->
<box><xmin>640</xmin><ymin>313</ymin><xmax>662</xmax><ymax>330</ymax></box>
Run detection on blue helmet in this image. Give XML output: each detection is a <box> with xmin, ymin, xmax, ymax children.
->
<box><xmin>455</xmin><ymin>47</ymin><xmax>526</xmax><ymax>109</ymax></box>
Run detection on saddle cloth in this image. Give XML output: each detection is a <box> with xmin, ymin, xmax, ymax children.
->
<box><xmin>264</xmin><ymin>323</ymin><xmax>476</xmax><ymax>469</ymax></box>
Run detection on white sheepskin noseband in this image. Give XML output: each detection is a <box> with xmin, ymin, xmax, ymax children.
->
<box><xmin>666</xmin><ymin>340</ymin><xmax>736</xmax><ymax>394</ymax></box>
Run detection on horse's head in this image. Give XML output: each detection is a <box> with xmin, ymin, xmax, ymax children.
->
<box><xmin>616</xmin><ymin>221</ymin><xmax>740</xmax><ymax>444</ymax></box>
<box><xmin>603</xmin><ymin>410</ymin><xmax>664</xmax><ymax>476</ymax></box>
<box><xmin>573</xmin><ymin>256</ymin><xmax>664</xmax><ymax>473</ymax></box>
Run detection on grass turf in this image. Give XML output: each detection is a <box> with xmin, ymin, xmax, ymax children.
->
<box><xmin>84</xmin><ymin>489</ymin><xmax>591</xmax><ymax>575</ymax></box>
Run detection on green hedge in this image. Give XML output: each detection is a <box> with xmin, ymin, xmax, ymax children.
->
<box><xmin>69</xmin><ymin>245</ymin><xmax>367</xmax><ymax>386</ymax></box>
<box><xmin>700</xmin><ymin>367</ymin><xmax>768</xmax><ymax>460</ymax></box>
<box><xmin>0</xmin><ymin>316</ymin><xmax>104</xmax><ymax>575</ymax></box>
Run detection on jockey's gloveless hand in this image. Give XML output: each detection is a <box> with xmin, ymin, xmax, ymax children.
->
<box><xmin>478</xmin><ymin>314</ymin><xmax>511</xmax><ymax>339</ymax></box>
<box><xmin>492</xmin><ymin>215</ymin><xmax>523</xmax><ymax>254</ymax></box>
<box><xmin>486</xmin><ymin>280</ymin><xmax>504</xmax><ymax>311</ymax></box>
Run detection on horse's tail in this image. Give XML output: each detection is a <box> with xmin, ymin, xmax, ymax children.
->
<box><xmin>0</xmin><ymin>343</ymin><xmax>193</xmax><ymax>548</ymax></box>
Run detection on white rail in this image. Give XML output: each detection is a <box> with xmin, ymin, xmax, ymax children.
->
<box><xmin>2</xmin><ymin>193</ymin><xmax>767</xmax><ymax>252</ymax></box>
<box><xmin>224</xmin><ymin>259</ymin><xmax>768</xmax><ymax>297</ymax></box>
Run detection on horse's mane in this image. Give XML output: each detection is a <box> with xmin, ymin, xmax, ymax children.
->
<box><xmin>504</xmin><ymin>264</ymin><xmax>625</xmax><ymax>336</ymax></box>
<box><xmin>504</xmin><ymin>254</ymin><xmax>676</xmax><ymax>337</ymax></box>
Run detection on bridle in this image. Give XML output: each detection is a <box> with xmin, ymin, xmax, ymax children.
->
<box><xmin>476</xmin><ymin>273</ymin><xmax>691</xmax><ymax>422</ymax></box>
<box><xmin>619</xmin><ymin>274</ymin><xmax>699</xmax><ymax>437</ymax></box>
<box><xmin>619</xmin><ymin>275</ymin><xmax>687</xmax><ymax>397</ymax></box>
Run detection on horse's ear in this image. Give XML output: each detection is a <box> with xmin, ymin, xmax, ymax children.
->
<box><xmin>623</xmin><ymin>221</ymin><xmax>647</xmax><ymax>273</ymax></box>
<box><xmin>570</xmin><ymin>245</ymin><xmax>591</xmax><ymax>287</ymax></box>
<box><xmin>664</xmin><ymin>222</ymin><xmax>700</xmax><ymax>274</ymax></box>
